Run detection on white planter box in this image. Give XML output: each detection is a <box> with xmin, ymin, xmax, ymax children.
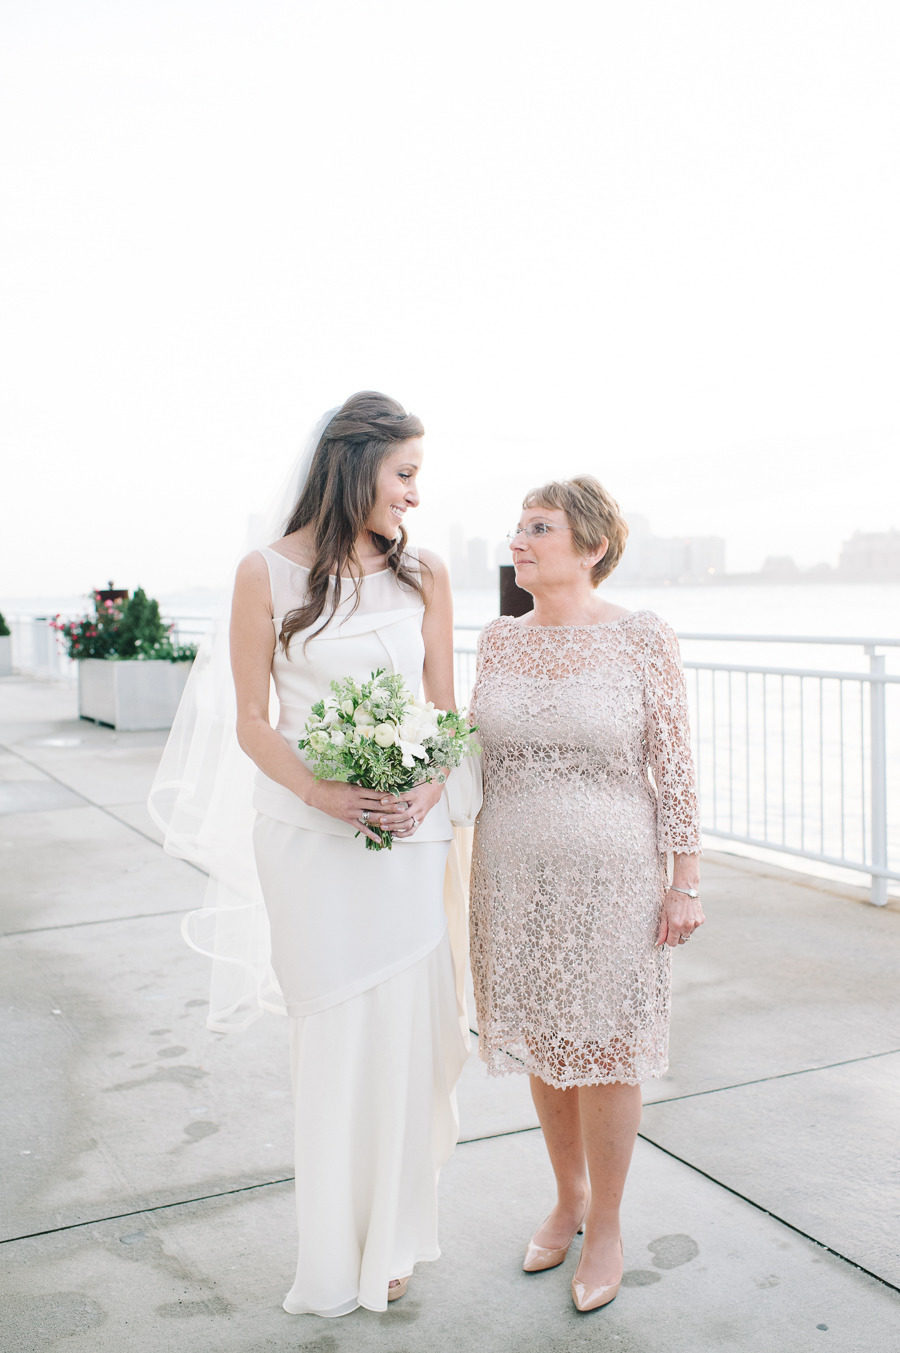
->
<box><xmin>77</xmin><ymin>658</ymin><xmax>193</xmax><ymax>731</ymax></box>
<box><xmin>0</xmin><ymin>634</ymin><xmax>11</xmax><ymax>676</ymax></box>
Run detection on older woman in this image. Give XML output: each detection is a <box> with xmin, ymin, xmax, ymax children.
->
<box><xmin>469</xmin><ymin>476</ymin><xmax>703</xmax><ymax>1313</ymax></box>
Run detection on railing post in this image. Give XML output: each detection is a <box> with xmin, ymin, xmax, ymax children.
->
<box><xmin>867</xmin><ymin>648</ymin><xmax>888</xmax><ymax>905</ymax></box>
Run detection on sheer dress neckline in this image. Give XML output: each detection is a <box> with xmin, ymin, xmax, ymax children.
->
<box><xmin>503</xmin><ymin>609</ymin><xmax>650</xmax><ymax>632</ymax></box>
<box><xmin>261</xmin><ymin>545</ymin><xmax>390</xmax><ymax>580</ymax></box>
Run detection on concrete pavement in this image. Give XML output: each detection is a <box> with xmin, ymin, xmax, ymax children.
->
<box><xmin>1</xmin><ymin>674</ymin><xmax>898</xmax><ymax>1352</ymax></box>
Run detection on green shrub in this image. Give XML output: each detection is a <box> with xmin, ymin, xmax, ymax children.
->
<box><xmin>51</xmin><ymin>589</ymin><xmax>197</xmax><ymax>662</ymax></box>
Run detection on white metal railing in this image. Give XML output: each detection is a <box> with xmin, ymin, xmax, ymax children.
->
<box><xmin>6</xmin><ymin>612</ymin><xmax>214</xmax><ymax>681</ymax></box>
<box><xmin>7</xmin><ymin>614</ymin><xmax>74</xmax><ymax>680</ymax></box>
<box><xmin>8</xmin><ymin>608</ymin><xmax>897</xmax><ymax>904</ymax></box>
<box><xmin>454</xmin><ymin>628</ymin><xmax>900</xmax><ymax>906</ymax></box>
<box><xmin>685</xmin><ymin>656</ymin><xmax>899</xmax><ymax>906</ymax></box>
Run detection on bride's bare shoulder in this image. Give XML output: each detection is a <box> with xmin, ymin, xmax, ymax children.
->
<box><xmin>232</xmin><ymin>551</ymin><xmax>273</xmax><ymax>615</ymax></box>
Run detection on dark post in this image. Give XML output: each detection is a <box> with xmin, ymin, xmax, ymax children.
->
<box><xmin>499</xmin><ymin>565</ymin><xmax>533</xmax><ymax>618</ymax></box>
<box><xmin>96</xmin><ymin>581</ymin><xmax>130</xmax><ymax>606</ymax></box>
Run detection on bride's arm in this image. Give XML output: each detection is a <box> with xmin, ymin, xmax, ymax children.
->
<box><xmin>418</xmin><ymin>548</ymin><xmax>456</xmax><ymax>712</ymax></box>
<box><xmin>230</xmin><ymin>552</ymin><xmax>309</xmax><ymax>798</ymax></box>
<box><xmin>384</xmin><ymin>547</ymin><xmax>455</xmax><ymax>831</ymax></box>
<box><xmin>230</xmin><ymin>551</ymin><xmax>384</xmax><ymax>839</ymax></box>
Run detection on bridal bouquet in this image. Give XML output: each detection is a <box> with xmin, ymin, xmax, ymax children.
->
<box><xmin>299</xmin><ymin>668</ymin><xmax>478</xmax><ymax>850</ymax></box>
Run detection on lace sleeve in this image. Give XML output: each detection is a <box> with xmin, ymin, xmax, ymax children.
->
<box><xmin>643</xmin><ymin>617</ymin><xmax>701</xmax><ymax>855</ymax></box>
<box><xmin>469</xmin><ymin>619</ymin><xmax>501</xmax><ymax>722</ymax></box>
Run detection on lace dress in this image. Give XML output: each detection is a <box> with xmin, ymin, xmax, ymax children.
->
<box><xmin>469</xmin><ymin>611</ymin><xmax>700</xmax><ymax>1089</ymax></box>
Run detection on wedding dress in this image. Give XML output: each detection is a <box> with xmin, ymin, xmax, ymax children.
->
<box><xmin>250</xmin><ymin>546</ymin><xmax>467</xmax><ymax>1316</ymax></box>
<box><xmin>469</xmin><ymin>612</ymin><xmax>700</xmax><ymax>1089</ymax></box>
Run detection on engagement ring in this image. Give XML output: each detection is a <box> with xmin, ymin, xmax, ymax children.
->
<box><xmin>360</xmin><ymin>811</ymin><xmax>369</xmax><ymax>826</ymax></box>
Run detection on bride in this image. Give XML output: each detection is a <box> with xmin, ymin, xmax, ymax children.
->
<box><xmin>155</xmin><ymin>391</ymin><xmax>467</xmax><ymax>1316</ymax></box>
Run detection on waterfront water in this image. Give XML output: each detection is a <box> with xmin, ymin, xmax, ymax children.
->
<box><xmin>7</xmin><ymin>580</ymin><xmax>898</xmax><ymax>896</ymax></box>
<box><xmin>8</xmin><ymin>578</ymin><xmax>900</xmax><ymax>659</ymax></box>
<box><xmin>453</xmin><ymin>579</ymin><xmax>900</xmax><ymax>667</ymax></box>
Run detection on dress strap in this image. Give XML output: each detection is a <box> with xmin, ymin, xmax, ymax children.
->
<box><xmin>257</xmin><ymin>547</ymin><xmax>314</xmax><ymax>621</ymax></box>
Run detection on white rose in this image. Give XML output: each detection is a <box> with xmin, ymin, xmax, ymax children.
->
<box><xmin>398</xmin><ymin>737</ymin><xmax>428</xmax><ymax>768</ymax></box>
<box><xmin>341</xmin><ymin>699</ymin><xmax>355</xmax><ymax>717</ymax></box>
<box><xmin>309</xmin><ymin>731</ymin><xmax>330</xmax><ymax>752</ymax></box>
<box><xmin>330</xmin><ymin>729</ymin><xmax>346</xmax><ymax>747</ymax></box>
<box><xmin>400</xmin><ymin>701</ymin><xmax>439</xmax><ymax>744</ymax></box>
<box><xmin>373</xmin><ymin>723</ymin><xmax>397</xmax><ymax>748</ymax></box>
<box><xmin>353</xmin><ymin>705</ymin><xmax>375</xmax><ymax>726</ymax></box>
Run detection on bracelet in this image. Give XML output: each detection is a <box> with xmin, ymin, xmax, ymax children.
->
<box><xmin>669</xmin><ymin>885</ymin><xmax>700</xmax><ymax>898</ymax></box>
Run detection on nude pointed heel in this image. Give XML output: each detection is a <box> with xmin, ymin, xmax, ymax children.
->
<box><xmin>571</xmin><ymin>1237</ymin><xmax>623</xmax><ymax>1312</ymax></box>
<box><xmin>571</xmin><ymin>1273</ymin><xmax>621</xmax><ymax>1312</ymax></box>
<box><xmin>522</xmin><ymin>1219</ymin><xmax>585</xmax><ymax>1273</ymax></box>
<box><xmin>387</xmin><ymin>1276</ymin><xmax>410</xmax><ymax>1302</ymax></box>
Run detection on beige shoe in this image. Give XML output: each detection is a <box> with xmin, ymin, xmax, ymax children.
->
<box><xmin>571</xmin><ymin>1237</ymin><xmax>623</xmax><ymax>1312</ymax></box>
<box><xmin>522</xmin><ymin>1218</ymin><xmax>585</xmax><ymax>1273</ymax></box>
<box><xmin>387</xmin><ymin>1276</ymin><xmax>410</xmax><ymax>1302</ymax></box>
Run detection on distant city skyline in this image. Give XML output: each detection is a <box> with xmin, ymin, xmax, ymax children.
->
<box><xmin>446</xmin><ymin>518</ymin><xmax>900</xmax><ymax>591</ymax></box>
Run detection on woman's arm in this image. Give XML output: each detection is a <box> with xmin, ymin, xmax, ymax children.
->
<box><xmin>656</xmin><ymin>852</ymin><xmax>704</xmax><ymax>947</ymax></box>
<box><xmin>643</xmin><ymin>616</ymin><xmax>704</xmax><ymax>947</ymax></box>
<box><xmin>229</xmin><ymin>552</ymin><xmax>385</xmax><ymax>841</ymax></box>
<box><xmin>230</xmin><ymin>551</ymin><xmax>312</xmax><ymax>798</ymax></box>
<box><xmin>418</xmin><ymin>547</ymin><xmax>456</xmax><ymax>711</ymax></box>
<box><xmin>644</xmin><ymin>617</ymin><xmax>702</xmax><ymax>855</ymax></box>
<box><xmin>383</xmin><ymin>547</ymin><xmax>455</xmax><ymax>833</ymax></box>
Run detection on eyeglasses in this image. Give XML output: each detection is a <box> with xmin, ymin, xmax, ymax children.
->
<box><xmin>506</xmin><ymin>522</ymin><xmax>571</xmax><ymax>544</ymax></box>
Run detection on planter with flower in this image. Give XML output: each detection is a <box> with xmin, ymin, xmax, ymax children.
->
<box><xmin>52</xmin><ymin>587</ymin><xmax>197</xmax><ymax>730</ymax></box>
<box><xmin>0</xmin><ymin>611</ymin><xmax>11</xmax><ymax>676</ymax></box>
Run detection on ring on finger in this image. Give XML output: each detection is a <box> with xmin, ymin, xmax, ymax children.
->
<box><xmin>359</xmin><ymin>810</ymin><xmax>369</xmax><ymax>826</ymax></box>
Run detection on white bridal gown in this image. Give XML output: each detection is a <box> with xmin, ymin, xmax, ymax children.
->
<box><xmin>252</xmin><ymin>547</ymin><xmax>467</xmax><ymax>1317</ymax></box>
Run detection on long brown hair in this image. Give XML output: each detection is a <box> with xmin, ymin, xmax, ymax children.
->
<box><xmin>279</xmin><ymin>391</ymin><xmax>427</xmax><ymax>650</ymax></box>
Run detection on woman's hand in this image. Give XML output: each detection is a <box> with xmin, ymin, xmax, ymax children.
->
<box><xmin>656</xmin><ymin>888</ymin><xmax>705</xmax><ymax>949</ymax></box>
<box><xmin>374</xmin><ymin>780</ymin><xmax>445</xmax><ymax>839</ymax></box>
<box><xmin>306</xmin><ymin>780</ymin><xmax>403</xmax><ymax>845</ymax></box>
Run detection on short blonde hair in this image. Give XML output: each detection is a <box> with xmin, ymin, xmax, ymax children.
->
<box><xmin>523</xmin><ymin>476</ymin><xmax>628</xmax><ymax>585</ymax></box>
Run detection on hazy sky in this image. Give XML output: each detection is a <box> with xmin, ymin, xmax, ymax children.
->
<box><xmin>3</xmin><ymin>0</ymin><xmax>899</xmax><ymax>601</ymax></box>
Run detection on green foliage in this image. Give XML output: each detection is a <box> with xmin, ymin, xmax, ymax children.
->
<box><xmin>51</xmin><ymin>589</ymin><xmax>197</xmax><ymax>662</ymax></box>
<box><xmin>113</xmin><ymin>588</ymin><xmax>167</xmax><ymax>658</ymax></box>
<box><xmin>0</xmin><ymin>611</ymin><xmax>10</xmax><ymax>638</ymax></box>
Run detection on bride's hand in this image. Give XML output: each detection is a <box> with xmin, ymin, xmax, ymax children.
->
<box><xmin>376</xmin><ymin>781</ymin><xmax>445</xmax><ymax>838</ymax></box>
<box><xmin>305</xmin><ymin>780</ymin><xmax>394</xmax><ymax>844</ymax></box>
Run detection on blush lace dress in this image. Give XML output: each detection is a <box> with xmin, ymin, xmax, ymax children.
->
<box><xmin>469</xmin><ymin>612</ymin><xmax>701</xmax><ymax>1089</ymax></box>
